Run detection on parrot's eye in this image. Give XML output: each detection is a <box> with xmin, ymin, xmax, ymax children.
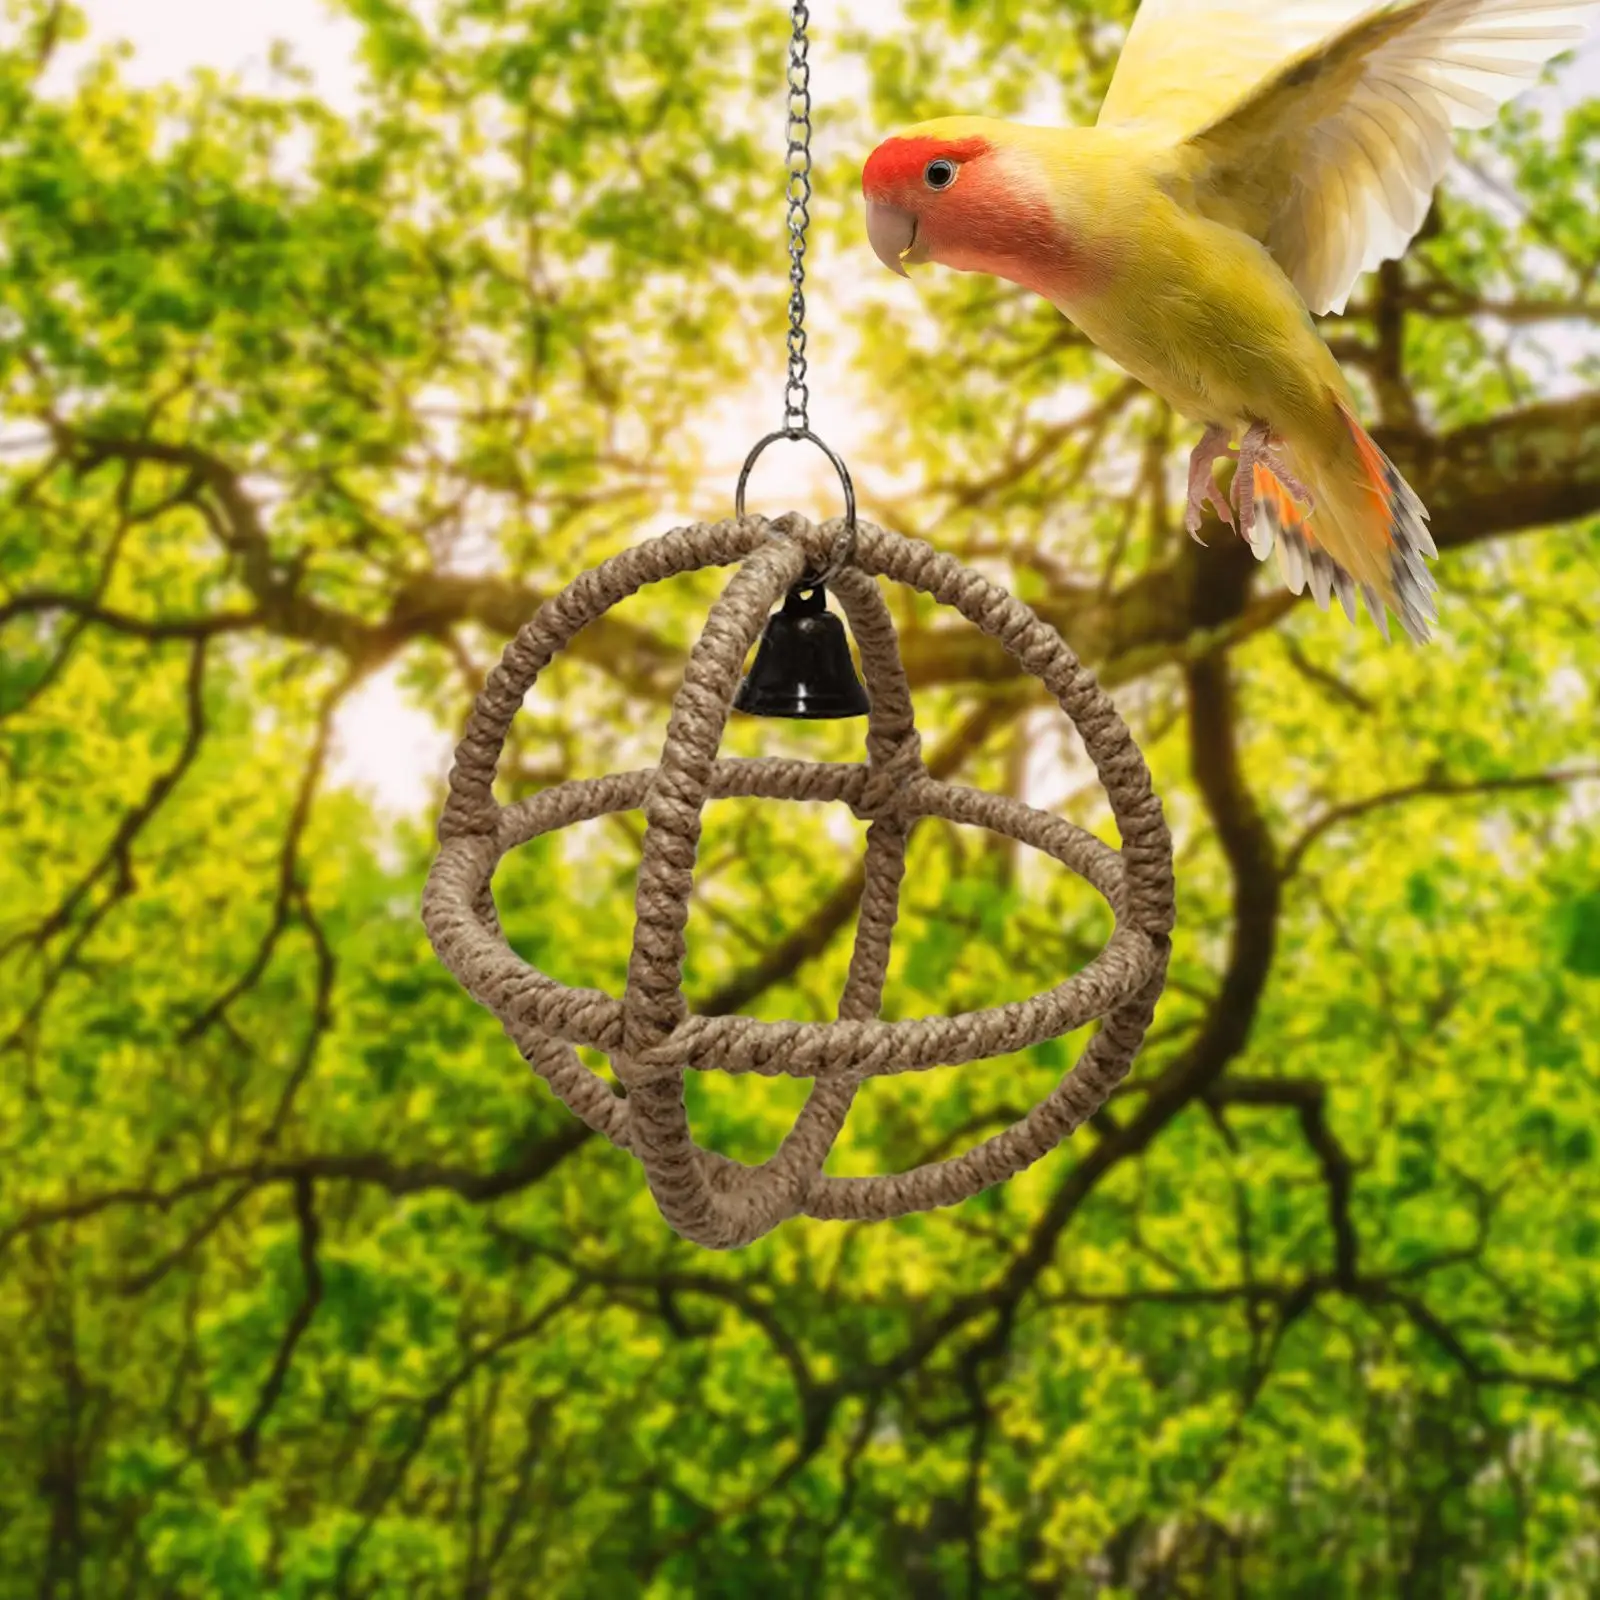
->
<box><xmin>923</xmin><ymin>158</ymin><xmax>957</xmax><ymax>191</ymax></box>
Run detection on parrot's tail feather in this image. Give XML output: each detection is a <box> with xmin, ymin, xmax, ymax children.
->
<box><xmin>1249</xmin><ymin>463</ymin><xmax>1360</xmax><ymax>622</ymax></box>
<box><xmin>1248</xmin><ymin>404</ymin><xmax>1438</xmax><ymax>644</ymax></box>
<box><xmin>1330</xmin><ymin>399</ymin><xmax>1439</xmax><ymax>644</ymax></box>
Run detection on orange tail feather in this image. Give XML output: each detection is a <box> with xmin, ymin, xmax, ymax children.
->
<box><xmin>1248</xmin><ymin>461</ymin><xmax>1362</xmax><ymax>622</ymax></box>
<box><xmin>1247</xmin><ymin>402</ymin><xmax>1438</xmax><ymax>643</ymax></box>
<box><xmin>1329</xmin><ymin>398</ymin><xmax>1438</xmax><ymax>642</ymax></box>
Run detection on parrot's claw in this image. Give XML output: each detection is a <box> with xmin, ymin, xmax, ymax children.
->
<box><xmin>1227</xmin><ymin>423</ymin><xmax>1318</xmax><ymax>557</ymax></box>
<box><xmin>1184</xmin><ymin>423</ymin><xmax>1237</xmax><ymax>543</ymax></box>
<box><xmin>1231</xmin><ymin>421</ymin><xmax>1274</xmax><ymax>550</ymax></box>
<box><xmin>1265</xmin><ymin>446</ymin><xmax>1315</xmax><ymax>517</ymax></box>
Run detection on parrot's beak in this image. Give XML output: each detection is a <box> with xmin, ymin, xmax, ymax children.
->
<box><xmin>865</xmin><ymin>200</ymin><xmax>917</xmax><ymax>277</ymax></box>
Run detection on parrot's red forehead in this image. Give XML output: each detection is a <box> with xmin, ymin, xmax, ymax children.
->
<box><xmin>862</xmin><ymin>135</ymin><xmax>993</xmax><ymax>194</ymax></box>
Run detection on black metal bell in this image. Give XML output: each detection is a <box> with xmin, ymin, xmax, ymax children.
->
<box><xmin>734</xmin><ymin>584</ymin><xmax>870</xmax><ymax>720</ymax></box>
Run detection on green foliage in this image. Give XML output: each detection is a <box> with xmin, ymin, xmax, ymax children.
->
<box><xmin>1</xmin><ymin>1</ymin><xmax>1598</xmax><ymax>1595</ymax></box>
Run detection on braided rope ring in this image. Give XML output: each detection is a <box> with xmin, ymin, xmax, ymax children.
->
<box><xmin>423</xmin><ymin>514</ymin><xmax>1175</xmax><ymax>1250</ymax></box>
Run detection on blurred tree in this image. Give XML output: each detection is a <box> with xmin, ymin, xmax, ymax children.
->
<box><xmin>1</xmin><ymin>0</ymin><xmax>1598</xmax><ymax>1595</ymax></box>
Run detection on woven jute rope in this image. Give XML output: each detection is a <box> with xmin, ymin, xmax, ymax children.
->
<box><xmin>423</xmin><ymin>514</ymin><xmax>1175</xmax><ymax>1249</ymax></box>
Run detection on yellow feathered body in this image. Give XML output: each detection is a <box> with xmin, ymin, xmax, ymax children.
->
<box><xmin>968</xmin><ymin>120</ymin><xmax>1405</xmax><ymax>623</ymax></box>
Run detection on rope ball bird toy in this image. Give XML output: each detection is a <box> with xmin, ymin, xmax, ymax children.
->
<box><xmin>422</xmin><ymin>4</ymin><xmax>1176</xmax><ymax>1251</ymax></box>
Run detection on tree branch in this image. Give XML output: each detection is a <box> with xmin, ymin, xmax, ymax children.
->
<box><xmin>0</xmin><ymin>592</ymin><xmax>261</xmax><ymax>641</ymax></box>
<box><xmin>1284</xmin><ymin>766</ymin><xmax>1600</xmax><ymax>879</ymax></box>
<box><xmin>0</xmin><ymin>1123</ymin><xmax>593</xmax><ymax>1258</ymax></box>
<box><xmin>1208</xmin><ymin>1077</ymin><xmax>1359</xmax><ymax>1286</ymax></box>
<box><xmin>236</xmin><ymin>1174</ymin><xmax>324</xmax><ymax>1464</ymax></box>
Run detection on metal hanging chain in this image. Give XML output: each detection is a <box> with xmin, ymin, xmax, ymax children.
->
<box><xmin>783</xmin><ymin>0</ymin><xmax>814</xmax><ymax>436</ymax></box>
<box><xmin>734</xmin><ymin>0</ymin><xmax>858</xmax><ymax>567</ymax></box>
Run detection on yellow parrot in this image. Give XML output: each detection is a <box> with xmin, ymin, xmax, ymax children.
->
<box><xmin>862</xmin><ymin>0</ymin><xmax>1598</xmax><ymax>641</ymax></box>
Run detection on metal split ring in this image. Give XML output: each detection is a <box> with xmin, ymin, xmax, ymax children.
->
<box><xmin>735</xmin><ymin>427</ymin><xmax>858</xmax><ymax>588</ymax></box>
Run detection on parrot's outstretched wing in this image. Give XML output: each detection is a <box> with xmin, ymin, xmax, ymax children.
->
<box><xmin>1097</xmin><ymin>0</ymin><xmax>1381</xmax><ymax>142</ymax></box>
<box><xmin>1099</xmin><ymin>0</ymin><xmax>1596</xmax><ymax>314</ymax></box>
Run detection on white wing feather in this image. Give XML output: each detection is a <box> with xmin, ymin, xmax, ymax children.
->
<box><xmin>1101</xmin><ymin>0</ymin><xmax>1598</xmax><ymax>313</ymax></box>
<box><xmin>1098</xmin><ymin>0</ymin><xmax>1384</xmax><ymax>138</ymax></box>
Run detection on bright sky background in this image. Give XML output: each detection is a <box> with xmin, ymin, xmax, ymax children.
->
<box><xmin>57</xmin><ymin>0</ymin><xmax>907</xmax><ymax>816</ymax></box>
<box><xmin>56</xmin><ymin>1</ymin><xmax>1600</xmax><ymax>817</ymax></box>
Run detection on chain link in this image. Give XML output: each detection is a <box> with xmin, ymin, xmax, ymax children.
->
<box><xmin>734</xmin><ymin>0</ymin><xmax>857</xmax><ymax>569</ymax></box>
<box><xmin>783</xmin><ymin>1</ymin><xmax>812</xmax><ymax>435</ymax></box>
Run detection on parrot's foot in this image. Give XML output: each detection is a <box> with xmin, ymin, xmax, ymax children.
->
<box><xmin>1264</xmin><ymin>446</ymin><xmax>1315</xmax><ymax>517</ymax></box>
<box><xmin>1232</xmin><ymin>423</ymin><xmax>1315</xmax><ymax>553</ymax></box>
<box><xmin>1232</xmin><ymin>421</ymin><xmax>1270</xmax><ymax>547</ymax></box>
<box><xmin>1184</xmin><ymin>424</ymin><xmax>1237</xmax><ymax>543</ymax></box>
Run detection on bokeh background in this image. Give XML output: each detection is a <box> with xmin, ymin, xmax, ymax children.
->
<box><xmin>3</xmin><ymin>0</ymin><xmax>1599</xmax><ymax>1594</ymax></box>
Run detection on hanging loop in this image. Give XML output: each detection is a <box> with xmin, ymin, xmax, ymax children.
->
<box><xmin>735</xmin><ymin>427</ymin><xmax>857</xmax><ymax>586</ymax></box>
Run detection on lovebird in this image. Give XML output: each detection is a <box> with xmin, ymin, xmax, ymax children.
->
<box><xmin>862</xmin><ymin>0</ymin><xmax>1598</xmax><ymax>641</ymax></box>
